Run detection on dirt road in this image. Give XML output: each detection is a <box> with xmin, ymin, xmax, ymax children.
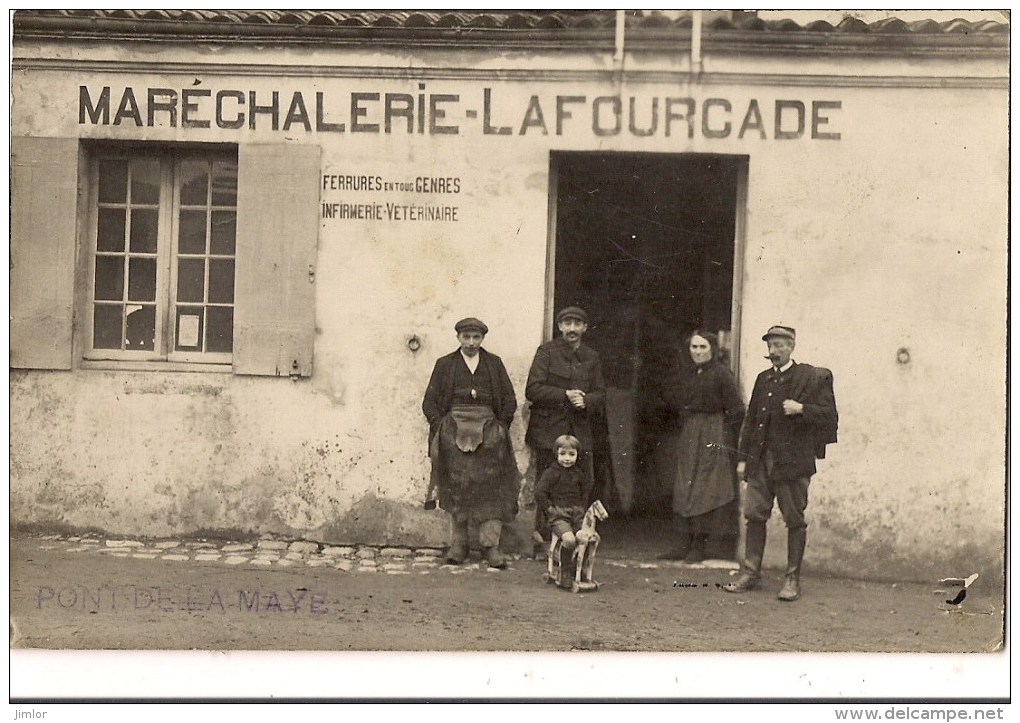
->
<box><xmin>10</xmin><ymin>536</ymin><xmax>1003</xmax><ymax>653</ymax></box>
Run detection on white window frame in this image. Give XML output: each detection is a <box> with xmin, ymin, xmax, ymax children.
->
<box><xmin>83</xmin><ymin>145</ymin><xmax>237</xmax><ymax>367</ymax></box>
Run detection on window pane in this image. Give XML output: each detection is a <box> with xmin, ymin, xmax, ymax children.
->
<box><xmin>175</xmin><ymin>306</ymin><xmax>204</xmax><ymax>351</ymax></box>
<box><xmin>210</xmin><ymin>210</ymin><xmax>236</xmax><ymax>255</ymax></box>
<box><xmin>179</xmin><ymin>209</ymin><xmax>207</xmax><ymax>254</ymax></box>
<box><xmin>94</xmin><ymin>256</ymin><xmax>125</xmax><ymax>301</ymax></box>
<box><xmin>206</xmin><ymin>306</ymin><xmax>233</xmax><ymax>353</ymax></box>
<box><xmin>93</xmin><ymin>304</ymin><xmax>123</xmax><ymax>349</ymax></box>
<box><xmin>211</xmin><ymin>161</ymin><xmax>238</xmax><ymax>206</ymax></box>
<box><xmin>97</xmin><ymin>207</ymin><xmax>126</xmax><ymax>252</ymax></box>
<box><xmin>180</xmin><ymin>161</ymin><xmax>209</xmax><ymax>205</ymax></box>
<box><xmin>90</xmin><ymin>151</ymin><xmax>238</xmax><ymax>360</ymax></box>
<box><xmin>98</xmin><ymin>159</ymin><xmax>128</xmax><ymax>203</ymax></box>
<box><xmin>177</xmin><ymin>258</ymin><xmax>205</xmax><ymax>303</ymax></box>
<box><xmin>130</xmin><ymin>159</ymin><xmax>161</xmax><ymax>205</ymax></box>
<box><xmin>208</xmin><ymin>259</ymin><xmax>235</xmax><ymax>304</ymax></box>
<box><xmin>129</xmin><ymin>208</ymin><xmax>159</xmax><ymax>253</ymax></box>
<box><xmin>128</xmin><ymin>257</ymin><xmax>157</xmax><ymax>302</ymax></box>
<box><xmin>125</xmin><ymin>304</ymin><xmax>156</xmax><ymax>351</ymax></box>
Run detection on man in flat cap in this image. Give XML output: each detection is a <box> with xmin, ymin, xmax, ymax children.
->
<box><xmin>525</xmin><ymin>306</ymin><xmax>606</xmax><ymax>550</ymax></box>
<box><xmin>724</xmin><ymin>325</ymin><xmax>838</xmax><ymax>601</ymax></box>
<box><xmin>422</xmin><ymin>317</ymin><xmax>520</xmax><ymax>568</ymax></box>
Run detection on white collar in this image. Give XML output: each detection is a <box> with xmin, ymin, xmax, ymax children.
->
<box><xmin>775</xmin><ymin>360</ymin><xmax>794</xmax><ymax>373</ymax></box>
<box><xmin>461</xmin><ymin>350</ymin><xmax>480</xmax><ymax>372</ymax></box>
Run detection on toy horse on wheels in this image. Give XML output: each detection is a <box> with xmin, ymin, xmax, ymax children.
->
<box><xmin>544</xmin><ymin>499</ymin><xmax>608</xmax><ymax>592</ymax></box>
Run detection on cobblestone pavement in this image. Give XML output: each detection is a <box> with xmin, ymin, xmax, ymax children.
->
<box><xmin>26</xmin><ymin>532</ymin><xmax>740</xmax><ymax>575</ymax></box>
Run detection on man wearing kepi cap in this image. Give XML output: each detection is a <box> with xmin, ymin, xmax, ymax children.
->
<box><xmin>724</xmin><ymin>324</ymin><xmax>838</xmax><ymax>601</ymax></box>
<box><xmin>525</xmin><ymin>306</ymin><xmax>606</xmax><ymax>548</ymax></box>
<box><xmin>422</xmin><ymin>317</ymin><xmax>520</xmax><ymax>569</ymax></box>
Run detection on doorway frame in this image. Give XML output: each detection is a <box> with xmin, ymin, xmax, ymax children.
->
<box><xmin>543</xmin><ymin>150</ymin><xmax>750</xmax><ymax>530</ymax></box>
<box><xmin>542</xmin><ymin>158</ymin><xmax>559</xmax><ymax>342</ymax></box>
<box><xmin>730</xmin><ymin>157</ymin><xmax>748</xmax><ymax>383</ymax></box>
<box><xmin>544</xmin><ymin>150</ymin><xmax>749</xmax><ymax>374</ymax></box>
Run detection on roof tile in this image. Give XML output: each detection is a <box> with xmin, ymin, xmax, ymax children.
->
<box><xmin>11</xmin><ymin>9</ymin><xmax>1008</xmax><ymax>39</ymax></box>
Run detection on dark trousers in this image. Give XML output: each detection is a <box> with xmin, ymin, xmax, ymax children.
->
<box><xmin>744</xmin><ymin>452</ymin><xmax>811</xmax><ymax>530</ymax></box>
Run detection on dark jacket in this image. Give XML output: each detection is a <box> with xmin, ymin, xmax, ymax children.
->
<box><xmin>535</xmin><ymin>462</ymin><xmax>592</xmax><ymax>518</ymax></box>
<box><xmin>738</xmin><ymin>362</ymin><xmax>838</xmax><ymax>479</ymax></box>
<box><xmin>660</xmin><ymin>360</ymin><xmax>745</xmax><ymax>441</ymax></box>
<box><xmin>421</xmin><ymin>348</ymin><xmax>517</xmax><ymax>450</ymax></box>
<box><xmin>524</xmin><ymin>337</ymin><xmax>606</xmax><ymax>452</ymax></box>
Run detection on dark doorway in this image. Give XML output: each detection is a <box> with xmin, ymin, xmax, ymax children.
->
<box><xmin>550</xmin><ymin>151</ymin><xmax>745</xmax><ymax>558</ymax></box>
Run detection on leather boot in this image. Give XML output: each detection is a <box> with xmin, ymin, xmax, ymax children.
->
<box><xmin>479</xmin><ymin>519</ymin><xmax>505</xmax><ymax>568</ymax></box>
<box><xmin>485</xmin><ymin>546</ymin><xmax>507</xmax><ymax>569</ymax></box>
<box><xmin>685</xmin><ymin>533</ymin><xmax>707</xmax><ymax>563</ymax></box>
<box><xmin>778</xmin><ymin>527</ymin><xmax>806</xmax><ymax>601</ymax></box>
<box><xmin>656</xmin><ymin>514</ymin><xmax>691</xmax><ymax>560</ymax></box>
<box><xmin>723</xmin><ymin>521</ymin><xmax>766</xmax><ymax>593</ymax></box>
<box><xmin>445</xmin><ymin>520</ymin><xmax>469</xmax><ymax>565</ymax></box>
<box><xmin>445</xmin><ymin>543</ymin><xmax>467</xmax><ymax>565</ymax></box>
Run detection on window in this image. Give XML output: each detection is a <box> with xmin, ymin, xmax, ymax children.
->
<box><xmin>12</xmin><ymin>137</ymin><xmax>319</xmax><ymax>375</ymax></box>
<box><xmin>86</xmin><ymin>148</ymin><xmax>238</xmax><ymax>364</ymax></box>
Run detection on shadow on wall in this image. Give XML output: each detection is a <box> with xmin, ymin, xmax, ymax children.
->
<box><xmin>314</xmin><ymin>492</ymin><xmax>536</xmax><ymax>554</ymax></box>
<box><xmin>314</xmin><ymin>493</ymin><xmax>453</xmax><ymax>548</ymax></box>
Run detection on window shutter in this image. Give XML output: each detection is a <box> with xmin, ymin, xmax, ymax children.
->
<box><xmin>10</xmin><ymin>136</ymin><xmax>79</xmax><ymax>370</ymax></box>
<box><xmin>234</xmin><ymin>144</ymin><xmax>320</xmax><ymax>376</ymax></box>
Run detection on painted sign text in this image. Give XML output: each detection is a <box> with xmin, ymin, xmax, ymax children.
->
<box><xmin>321</xmin><ymin>173</ymin><xmax>461</xmax><ymax>222</ymax></box>
<box><xmin>79</xmin><ymin>85</ymin><xmax>842</xmax><ymax>140</ymax></box>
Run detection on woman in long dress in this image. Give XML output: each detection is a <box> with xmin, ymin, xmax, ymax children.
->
<box><xmin>657</xmin><ymin>331</ymin><xmax>744</xmax><ymax>562</ymax></box>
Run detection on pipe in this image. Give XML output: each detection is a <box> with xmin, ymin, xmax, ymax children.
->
<box><xmin>691</xmin><ymin>9</ymin><xmax>703</xmax><ymax>77</ymax></box>
<box><xmin>614</xmin><ymin>9</ymin><xmax>625</xmax><ymax>64</ymax></box>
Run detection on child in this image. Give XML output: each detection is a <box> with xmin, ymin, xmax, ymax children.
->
<box><xmin>534</xmin><ymin>434</ymin><xmax>592</xmax><ymax>552</ymax></box>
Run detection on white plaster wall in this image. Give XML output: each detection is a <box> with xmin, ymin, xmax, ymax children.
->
<box><xmin>10</xmin><ymin>39</ymin><xmax>1007</xmax><ymax>579</ymax></box>
<box><xmin>736</xmin><ymin>85</ymin><xmax>1007</xmax><ymax>579</ymax></box>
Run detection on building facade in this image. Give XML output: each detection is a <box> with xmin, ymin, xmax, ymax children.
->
<box><xmin>10</xmin><ymin>10</ymin><xmax>1008</xmax><ymax>581</ymax></box>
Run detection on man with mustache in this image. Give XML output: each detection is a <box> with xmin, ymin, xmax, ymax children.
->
<box><xmin>724</xmin><ymin>325</ymin><xmax>838</xmax><ymax>601</ymax></box>
<box><xmin>525</xmin><ymin>307</ymin><xmax>606</xmax><ymax>551</ymax></box>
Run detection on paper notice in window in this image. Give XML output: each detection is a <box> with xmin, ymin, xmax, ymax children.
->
<box><xmin>178</xmin><ymin>314</ymin><xmax>201</xmax><ymax>347</ymax></box>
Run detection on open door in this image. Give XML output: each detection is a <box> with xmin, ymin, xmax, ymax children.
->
<box><xmin>550</xmin><ymin>151</ymin><xmax>746</xmax><ymax>558</ymax></box>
